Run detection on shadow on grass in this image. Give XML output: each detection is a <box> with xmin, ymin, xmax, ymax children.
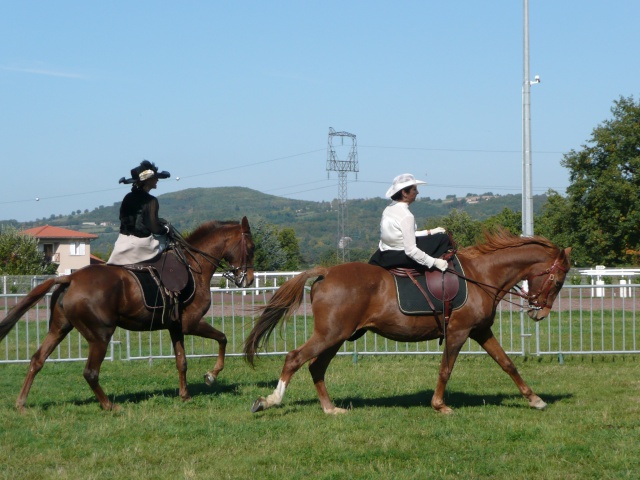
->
<box><xmin>32</xmin><ymin>380</ymin><xmax>244</xmax><ymax>410</ymax></box>
<box><xmin>288</xmin><ymin>390</ymin><xmax>573</xmax><ymax>410</ymax></box>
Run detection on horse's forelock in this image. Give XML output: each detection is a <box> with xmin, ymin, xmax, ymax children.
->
<box><xmin>462</xmin><ymin>229</ymin><xmax>559</xmax><ymax>258</ymax></box>
<box><xmin>185</xmin><ymin>220</ymin><xmax>240</xmax><ymax>244</ymax></box>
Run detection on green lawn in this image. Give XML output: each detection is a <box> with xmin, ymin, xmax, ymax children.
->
<box><xmin>1</xmin><ymin>354</ymin><xmax>638</xmax><ymax>479</ymax></box>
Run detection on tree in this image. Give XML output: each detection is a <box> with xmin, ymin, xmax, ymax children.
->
<box><xmin>0</xmin><ymin>227</ymin><xmax>58</xmax><ymax>275</ymax></box>
<box><xmin>559</xmin><ymin>95</ymin><xmax>640</xmax><ymax>266</ymax></box>
<box><xmin>277</xmin><ymin>228</ymin><xmax>302</xmax><ymax>271</ymax></box>
<box><xmin>252</xmin><ymin>221</ymin><xmax>288</xmax><ymax>271</ymax></box>
<box><xmin>424</xmin><ymin>209</ymin><xmax>482</xmax><ymax>248</ymax></box>
<box><xmin>534</xmin><ymin>190</ymin><xmax>573</xmax><ymax>255</ymax></box>
<box><xmin>481</xmin><ymin>208</ymin><xmax>521</xmax><ymax>236</ymax></box>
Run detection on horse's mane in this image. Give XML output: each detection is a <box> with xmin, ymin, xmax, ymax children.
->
<box><xmin>462</xmin><ymin>228</ymin><xmax>559</xmax><ymax>259</ymax></box>
<box><xmin>185</xmin><ymin>220</ymin><xmax>239</xmax><ymax>245</ymax></box>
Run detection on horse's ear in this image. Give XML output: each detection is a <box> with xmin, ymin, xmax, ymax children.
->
<box><xmin>241</xmin><ymin>216</ymin><xmax>250</xmax><ymax>232</ymax></box>
<box><xmin>563</xmin><ymin>247</ymin><xmax>572</xmax><ymax>262</ymax></box>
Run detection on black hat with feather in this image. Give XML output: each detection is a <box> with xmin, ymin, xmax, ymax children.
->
<box><xmin>119</xmin><ymin>160</ymin><xmax>170</xmax><ymax>184</ymax></box>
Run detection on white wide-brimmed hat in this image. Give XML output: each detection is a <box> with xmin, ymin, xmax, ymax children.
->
<box><xmin>385</xmin><ymin>173</ymin><xmax>427</xmax><ymax>198</ymax></box>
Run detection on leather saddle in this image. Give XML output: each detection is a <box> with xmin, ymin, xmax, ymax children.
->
<box><xmin>389</xmin><ymin>254</ymin><xmax>468</xmax><ymax>316</ymax></box>
<box><xmin>389</xmin><ymin>255</ymin><xmax>467</xmax><ymax>342</ymax></box>
<box><xmin>123</xmin><ymin>249</ymin><xmax>194</xmax><ymax>320</ymax></box>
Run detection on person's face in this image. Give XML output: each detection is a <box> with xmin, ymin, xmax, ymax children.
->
<box><xmin>402</xmin><ymin>185</ymin><xmax>418</xmax><ymax>204</ymax></box>
<box><xmin>147</xmin><ymin>177</ymin><xmax>159</xmax><ymax>190</ymax></box>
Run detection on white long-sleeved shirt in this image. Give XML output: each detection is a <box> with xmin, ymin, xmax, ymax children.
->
<box><xmin>378</xmin><ymin>201</ymin><xmax>434</xmax><ymax>267</ymax></box>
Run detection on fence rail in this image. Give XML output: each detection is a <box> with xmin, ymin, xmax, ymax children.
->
<box><xmin>2</xmin><ymin>278</ymin><xmax>639</xmax><ymax>365</ymax></box>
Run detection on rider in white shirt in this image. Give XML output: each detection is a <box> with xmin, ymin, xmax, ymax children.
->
<box><xmin>369</xmin><ymin>173</ymin><xmax>450</xmax><ymax>271</ymax></box>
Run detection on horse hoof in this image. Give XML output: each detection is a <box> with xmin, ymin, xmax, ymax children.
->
<box><xmin>251</xmin><ymin>398</ymin><xmax>266</xmax><ymax>413</ymax></box>
<box><xmin>433</xmin><ymin>405</ymin><xmax>454</xmax><ymax>414</ymax></box>
<box><xmin>203</xmin><ymin>373</ymin><xmax>217</xmax><ymax>386</ymax></box>
<box><xmin>325</xmin><ymin>407</ymin><xmax>349</xmax><ymax>415</ymax></box>
<box><xmin>530</xmin><ymin>397</ymin><xmax>547</xmax><ymax>410</ymax></box>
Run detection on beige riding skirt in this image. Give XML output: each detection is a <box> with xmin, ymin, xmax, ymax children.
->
<box><xmin>107</xmin><ymin>233</ymin><xmax>167</xmax><ymax>265</ymax></box>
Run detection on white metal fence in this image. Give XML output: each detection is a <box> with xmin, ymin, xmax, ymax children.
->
<box><xmin>2</xmin><ymin>275</ymin><xmax>639</xmax><ymax>365</ymax></box>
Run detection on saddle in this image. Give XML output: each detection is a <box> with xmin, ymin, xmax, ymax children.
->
<box><xmin>389</xmin><ymin>254</ymin><xmax>468</xmax><ymax>340</ymax></box>
<box><xmin>123</xmin><ymin>248</ymin><xmax>195</xmax><ymax>322</ymax></box>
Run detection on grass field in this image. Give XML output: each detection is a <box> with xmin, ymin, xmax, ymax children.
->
<box><xmin>1</xmin><ymin>354</ymin><xmax>639</xmax><ymax>479</ymax></box>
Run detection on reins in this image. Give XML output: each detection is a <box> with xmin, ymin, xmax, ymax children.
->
<box><xmin>444</xmin><ymin>255</ymin><xmax>568</xmax><ymax>311</ymax></box>
<box><xmin>168</xmin><ymin>225</ymin><xmax>253</xmax><ymax>287</ymax></box>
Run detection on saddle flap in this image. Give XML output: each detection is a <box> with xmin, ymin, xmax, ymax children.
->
<box><xmin>126</xmin><ymin>250</ymin><xmax>189</xmax><ymax>293</ymax></box>
<box><xmin>425</xmin><ymin>259</ymin><xmax>460</xmax><ymax>301</ymax></box>
<box><xmin>153</xmin><ymin>251</ymin><xmax>189</xmax><ymax>292</ymax></box>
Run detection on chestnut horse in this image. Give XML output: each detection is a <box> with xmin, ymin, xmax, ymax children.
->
<box><xmin>0</xmin><ymin>217</ymin><xmax>254</xmax><ymax>411</ymax></box>
<box><xmin>244</xmin><ymin>231</ymin><xmax>571</xmax><ymax>414</ymax></box>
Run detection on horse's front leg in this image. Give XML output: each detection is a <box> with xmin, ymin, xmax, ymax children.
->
<box><xmin>431</xmin><ymin>327</ymin><xmax>471</xmax><ymax>414</ymax></box>
<box><xmin>83</xmin><ymin>338</ymin><xmax>116</xmax><ymax>410</ymax></box>
<box><xmin>168</xmin><ymin>325</ymin><xmax>190</xmax><ymax>401</ymax></box>
<box><xmin>472</xmin><ymin>329</ymin><xmax>546</xmax><ymax>410</ymax></box>
<box><xmin>183</xmin><ymin>318</ymin><xmax>227</xmax><ymax>386</ymax></box>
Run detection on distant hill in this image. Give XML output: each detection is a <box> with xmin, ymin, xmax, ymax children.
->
<box><xmin>2</xmin><ymin>187</ymin><xmax>547</xmax><ymax>266</ymax></box>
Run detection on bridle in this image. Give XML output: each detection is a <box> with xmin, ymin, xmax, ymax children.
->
<box><xmin>522</xmin><ymin>257</ymin><xmax>569</xmax><ymax>310</ymax></box>
<box><xmin>170</xmin><ymin>227</ymin><xmax>253</xmax><ymax>287</ymax></box>
<box><xmin>447</xmin><ymin>254</ymin><xmax>568</xmax><ymax>311</ymax></box>
<box><xmin>220</xmin><ymin>231</ymin><xmax>253</xmax><ymax>287</ymax></box>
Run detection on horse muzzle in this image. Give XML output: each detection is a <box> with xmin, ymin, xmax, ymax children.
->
<box><xmin>527</xmin><ymin>305</ymin><xmax>550</xmax><ymax>321</ymax></box>
<box><xmin>235</xmin><ymin>269</ymin><xmax>254</xmax><ymax>288</ymax></box>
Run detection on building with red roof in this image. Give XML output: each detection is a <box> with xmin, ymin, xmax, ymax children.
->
<box><xmin>21</xmin><ymin>225</ymin><xmax>100</xmax><ymax>275</ymax></box>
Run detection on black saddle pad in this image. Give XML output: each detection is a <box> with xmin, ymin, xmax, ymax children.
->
<box><xmin>129</xmin><ymin>268</ymin><xmax>195</xmax><ymax>310</ymax></box>
<box><xmin>393</xmin><ymin>255</ymin><xmax>468</xmax><ymax>315</ymax></box>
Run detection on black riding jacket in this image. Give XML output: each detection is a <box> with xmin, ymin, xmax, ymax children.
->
<box><xmin>119</xmin><ymin>189</ymin><xmax>166</xmax><ymax>237</ymax></box>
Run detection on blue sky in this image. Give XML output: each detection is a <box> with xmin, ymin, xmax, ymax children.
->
<box><xmin>1</xmin><ymin>1</ymin><xmax>638</xmax><ymax>222</ymax></box>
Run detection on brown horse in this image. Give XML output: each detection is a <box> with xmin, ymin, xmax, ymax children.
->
<box><xmin>244</xmin><ymin>231</ymin><xmax>571</xmax><ymax>414</ymax></box>
<box><xmin>0</xmin><ymin>217</ymin><xmax>254</xmax><ymax>411</ymax></box>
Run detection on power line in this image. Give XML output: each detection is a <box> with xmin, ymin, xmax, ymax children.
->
<box><xmin>177</xmin><ymin>149</ymin><xmax>326</xmax><ymax>180</ymax></box>
<box><xmin>1</xmin><ymin>144</ymin><xmax>568</xmax><ymax>208</ymax></box>
<box><xmin>360</xmin><ymin>145</ymin><xmax>565</xmax><ymax>154</ymax></box>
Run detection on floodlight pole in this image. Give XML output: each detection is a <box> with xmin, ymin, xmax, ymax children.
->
<box><xmin>522</xmin><ymin>0</ymin><xmax>538</xmax><ymax>237</ymax></box>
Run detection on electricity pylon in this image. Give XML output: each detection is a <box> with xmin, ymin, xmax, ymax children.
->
<box><xmin>326</xmin><ymin>127</ymin><xmax>358</xmax><ymax>263</ymax></box>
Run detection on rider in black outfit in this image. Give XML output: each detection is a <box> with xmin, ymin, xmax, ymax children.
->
<box><xmin>107</xmin><ymin>160</ymin><xmax>171</xmax><ymax>265</ymax></box>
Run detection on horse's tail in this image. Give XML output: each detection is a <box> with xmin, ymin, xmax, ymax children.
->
<box><xmin>0</xmin><ymin>277</ymin><xmax>69</xmax><ymax>342</ymax></box>
<box><xmin>243</xmin><ymin>267</ymin><xmax>328</xmax><ymax>366</ymax></box>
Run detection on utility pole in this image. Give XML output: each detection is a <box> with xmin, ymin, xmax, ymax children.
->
<box><xmin>326</xmin><ymin>128</ymin><xmax>358</xmax><ymax>263</ymax></box>
<box><xmin>522</xmin><ymin>0</ymin><xmax>539</xmax><ymax>236</ymax></box>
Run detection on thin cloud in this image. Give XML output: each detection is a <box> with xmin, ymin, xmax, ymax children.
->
<box><xmin>1</xmin><ymin>65</ymin><xmax>86</xmax><ymax>79</ymax></box>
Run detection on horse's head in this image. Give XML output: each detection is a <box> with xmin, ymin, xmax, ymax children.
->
<box><xmin>222</xmin><ymin>216</ymin><xmax>255</xmax><ymax>288</ymax></box>
<box><xmin>525</xmin><ymin>246</ymin><xmax>572</xmax><ymax>320</ymax></box>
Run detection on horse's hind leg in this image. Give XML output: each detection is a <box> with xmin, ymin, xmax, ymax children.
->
<box><xmin>472</xmin><ymin>329</ymin><xmax>547</xmax><ymax>410</ymax></box>
<box><xmin>309</xmin><ymin>342</ymin><xmax>346</xmax><ymax>414</ymax></box>
<box><xmin>251</xmin><ymin>333</ymin><xmax>338</xmax><ymax>413</ymax></box>
<box><xmin>16</xmin><ymin>313</ymin><xmax>74</xmax><ymax>412</ymax></box>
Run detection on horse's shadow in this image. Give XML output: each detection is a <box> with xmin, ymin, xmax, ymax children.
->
<box><xmin>243</xmin><ymin>379</ymin><xmax>574</xmax><ymax>410</ymax></box>
<box><xmin>35</xmin><ymin>381</ymin><xmax>242</xmax><ymax>411</ymax></box>
<box><xmin>30</xmin><ymin>378</ymin><xmax>573</xmax><ymax>411</ymax></box>
<box><xmin>288</xmin><ymin>389</ymin><xmax>573</xmax><ymax>410</ymax></box>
